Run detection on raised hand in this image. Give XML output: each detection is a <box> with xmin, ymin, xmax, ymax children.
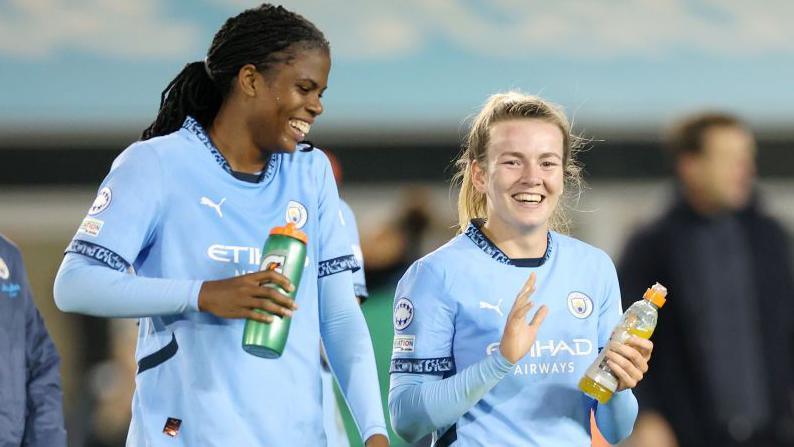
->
<box><xmin>198</xmin><ymin>269</ymin><xmax>298</xmax><ymax>323</ymax></box>
<box><xmin>499</xmin><ymin>272</ymin><xmax>549</xmax><ymax>363</ymax></box>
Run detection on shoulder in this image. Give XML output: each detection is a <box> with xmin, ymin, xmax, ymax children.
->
<box><xmin>553</xmin><ymin>232</ymin><xmax>614</xmax><ymax>268</ymax></box>
<box><xmin>281</xmin><ymin>145</ymin><xmax>333</xmax><ymax>174</ymax></box>
<box><xmin>404</xmin><ymin>234</ymin><xmax>472</xmax><ymax>281</ymax></box>
<box><xmin>0</xmin><ymin>233</ymin><xmax>21</xmax><ymax>259</ymax></box>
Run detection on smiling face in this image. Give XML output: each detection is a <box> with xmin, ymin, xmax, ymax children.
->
<box><xmin>247</xmin><ymin>46</ymin><xmax>330</xmax><ymax>153</ymax></box>
<box><xmin>472</xmin><ymin>118</ymin><xmax>565</xmax><ymax>237</ymax></box>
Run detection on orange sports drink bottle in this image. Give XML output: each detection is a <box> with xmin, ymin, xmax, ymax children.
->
<box><xmin>578</xmin><ymin>283</ymin><xmax>667</xmax><ymax>403</ymax></box>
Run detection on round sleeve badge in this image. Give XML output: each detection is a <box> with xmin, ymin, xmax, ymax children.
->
<box><xmin>394</xmin><ymin>297</ymin><xmax>414</xmax><ymax>330</ymax></box>
<box><xmin>88</xmin><ymin>187</ymin><xmax>112</xmax><ymax>216</ymax></box>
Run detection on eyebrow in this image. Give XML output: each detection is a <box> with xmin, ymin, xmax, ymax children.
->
<box><xmin>298</xmin><ymin>78</ymin><xmax>327</xmax><ymax>94</ymax></box>
<box><xmin>539</xmin><ymin>152</ymin><xmax>563</xmax><ymax>160</ymax></box>
<box><xmin>498</xmin><ymin>151</ymin><xmax>562</xmax><ymax>160</ymax></box>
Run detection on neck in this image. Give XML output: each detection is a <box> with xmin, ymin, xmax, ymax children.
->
<box><xmin>208</xmin><ymin>106</ymin><xmax>269</xmax><ymax>174</ymax></box>
<box><xmin>680</xmin><ymin>185</ymin><xmax>724</xmax><ymax>217</ymax></box>
<box><xmin>481</xmin><ymin>219</ymin><xmax>548</xmax><ymax>259</ymax></box>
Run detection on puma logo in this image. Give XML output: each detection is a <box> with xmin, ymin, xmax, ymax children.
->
<box><xmin>200</xmin><ymin>197</ymin><xmax>226</xmax><ymax>218</ymax></box>
<box><xmin>479</xmin><ymin>298</ymin><xmax>504</xmax><ymax>317</ymax></box>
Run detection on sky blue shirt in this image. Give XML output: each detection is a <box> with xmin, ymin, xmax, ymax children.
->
<box><xmin>389</xmin><ymin>220</ymin><xmax>636</xmax><ymax>446</ymax></box>
<box><xmin>60</xmin><ymin>117</ymin><xmax>384</xmax><ymax>446</ymax></box>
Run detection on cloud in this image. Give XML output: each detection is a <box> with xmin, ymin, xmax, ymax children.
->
<box><xmin>219</xmin><ymin>0</ymin><xmax>794</xmax><ymax>59</ymax></box>
<box><xmin>0</xmin><ymin>0</ymin><xmax>200</xmax><ymax>59</ymax></box>
<box><xmin>6</xmin><ymin>0</ymin><xmax>791</xmax><ymax>61</ymax></box>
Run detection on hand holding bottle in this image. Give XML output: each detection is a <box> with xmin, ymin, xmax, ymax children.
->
<box><xmin>604</xmin><ymin>336</ymin><xmax>654</xmax><ymax>392</ymax></box>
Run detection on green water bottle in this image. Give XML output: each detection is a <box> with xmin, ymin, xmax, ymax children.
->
<box><xmin>242</xmin><ymin>222</ymin><xmax>308</xmax><ymax>358</ymax></box>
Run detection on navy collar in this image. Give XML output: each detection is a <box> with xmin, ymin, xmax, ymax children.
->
<box><xmin>464</xmin><ymin>219</ymin><xmax>552</xmax><ymax>267</ymax></box>
<box><xmin>181</xmin><ymin>116</ymin><xmax>279</xmax><ymax>184</ymax></box>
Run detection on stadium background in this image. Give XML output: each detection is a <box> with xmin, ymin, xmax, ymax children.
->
<box><xmin>1</xmin><ymin>1</ymin><xmax>793</xmax><ymax>446</ymax></box>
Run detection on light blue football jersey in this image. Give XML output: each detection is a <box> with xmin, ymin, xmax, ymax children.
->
<box><xmin>391</xmin><ymin>220</ymin><xmax>625</xmax><ymax>446</ymax></box>
<box><xmin>67</xmin><ymin>117</ymin><xmax>359</xmax><ymax>446</ymax></box>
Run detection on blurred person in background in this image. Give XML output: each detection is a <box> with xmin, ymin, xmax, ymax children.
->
<box><xmin>619</xmin><ymin>112</ymin><xmax>794</xmax><ymax>447</ymax></box>
<box><xmin>389</xmin><ymin>92</ymin><xmax>652</xmax><ymax>446</ymax></box>
<box><xmin>0</xmin><ymin>233</ymin><xmax>67</xmax><ymax>446</ymax></box>
<box><xmin>77</xmin><ymin>319</ymin><xmax>137</xmax><ymax>447</ymax></box>
<box><xmin>52</xmin><ymin>3</ymin><xmax>387</xmax><ymax>446</ymax></box>
<box><xmin>361</xmin><ymin>186</ymin><xmax>446</xmax><ymax>294</ymax></box>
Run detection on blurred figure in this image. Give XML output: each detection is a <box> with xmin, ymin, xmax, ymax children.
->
<box><xmin>361</xmin><ymin>186</ymin><xmax>443</xmax><ymax>293</ymax></box>
<box><xmin>0</xmin><ymin>234</ymin><xmax>67</xmax><ymax>446</ymax></box>
<box><xmin>618</xmin><ymin>112</ymin><xmax>794</xmax><ymax>447</ymax></box>
<box><xmin>81</xmin><ymin>319</ymin><xmax>138</xmax><ymax>447</ymax></box>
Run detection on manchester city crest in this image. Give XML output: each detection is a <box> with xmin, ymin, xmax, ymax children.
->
<box><xmin>285</xmin><ymin>200</ymin><xmax>308</xmax><ymax>229</ymax></box>
<box><xmin>567</xmin><ymin>291</ymin><xmax>593</xmax><ymax>319</ymax></box>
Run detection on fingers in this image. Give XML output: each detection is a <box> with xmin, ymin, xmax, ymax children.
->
<box><xmin>249</xmin><ymin>286</ymin><xmax>299</xmax><ymax>311</ymax></box>
<box><xmin>246</xmin><ymin>309</ymin><xmax>274</xmax><ymax>324</ymax></box>
<box><xmin>509</xmin><ymin>272</ymin><xmax>537</xmax><ymax>316</ymax></box>
<box><xmin>625</xmin><ymin>336</ymin><xmax>654</xmax><ymax>360</ymax></box>
<box><xmin>248</xmin><ymin>269</ymin><xmax>295</xmax><ymax>293</ymax></box>
<box><xmin>528</xmin><ymin>304</ymin><xmax>548</xmax><ymax>327</ymax></box>
<box><xmin>606</xmin><ymin>342</ymin><xmax>648</xmax><ymax>389</ymax></box>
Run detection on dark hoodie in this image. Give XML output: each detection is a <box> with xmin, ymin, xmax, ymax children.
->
<box><xmin>0</xmin><ymin>234</ymin><xmax>66</xmax><ymax>446</ymax></box>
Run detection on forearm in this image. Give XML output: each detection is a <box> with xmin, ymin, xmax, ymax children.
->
<box><xmin>320</xmin><ymin>271</ymin><xmax>387</xmax><ymax>441</ymax></box>
<box><xmin>388</xmin><ymin>352</ymin><xmax>513</xmax><ymax>442</ymax></box>
<box><xmin>593</xmin><ymin>389</ymin><xmax>638</xmax><ymax>444</ymax></box>
<box><xmin>54</xmin><ymin>253</ymin><xmax>201</xmax><ymax>317</ymax></box>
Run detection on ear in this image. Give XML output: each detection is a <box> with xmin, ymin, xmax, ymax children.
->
<box><xmin>236</xmin><ymin>64</ymin><xmax>260</xmax><ymax>97</ymax></box>
<box><xmin>471</xmin><ymin>159</ymin><xmax>488</xmax><ymax>193</ymax></box>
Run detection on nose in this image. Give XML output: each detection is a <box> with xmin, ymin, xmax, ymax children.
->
<box><xmin>307</xmin><ymin>95</ymin><xmax>323</xmax><ymax>117</ymax></box>
<box><xmin>521</xmin><ymin>162</ymin><xmax>543</xmax><ymax>186</ymax></box>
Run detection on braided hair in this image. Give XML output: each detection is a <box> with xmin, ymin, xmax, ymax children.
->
<box><xmin>141</xmin><ymin>4</ymin><xmax>329</xmax><ymax>140</ymax></box>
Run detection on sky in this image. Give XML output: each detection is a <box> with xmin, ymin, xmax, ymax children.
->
<box><xmin>1</xmin><ymin>0</ymin><xmax>792</xmax><ymax>135</ymax></box>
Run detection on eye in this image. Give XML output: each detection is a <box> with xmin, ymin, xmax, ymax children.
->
<box><xmin>541</xmin><ymin>160</ymin><xmax>559</xmax><ymax>168</ymax></box>
<box><xmin>503</xmin><ymin>159</ymin><xmax>520</xmax><ymax>166</ymax></box>
<box><xmin>297</xmin><ymin>85</ymin><xmax>312</xmax><ymax>93</ymax></box>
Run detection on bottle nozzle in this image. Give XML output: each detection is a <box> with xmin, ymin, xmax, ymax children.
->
<box><xmin>643</xmin><ymin>282</ymin><xmax>667</xmax><ymax>308</ymax></box>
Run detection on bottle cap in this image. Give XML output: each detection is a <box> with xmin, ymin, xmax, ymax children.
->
<box><xmin>643</xmin><ymin>282</ymin><xmax>667</xmax><ymax>308</ymax></box>
<box><xmin>269</xmin><ymin>222</ymin><xmax>308</xmax><ymax>245</ymax></box>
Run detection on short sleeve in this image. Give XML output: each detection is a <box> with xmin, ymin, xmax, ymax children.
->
<box><xmin>316</xmin><ymin>154</ymin><xmax>357</xmax><ymax>278</ymax></box>
<box><xmin>390</xmin><ymin>259</ymin><xmax>456</xmax><ymax>376</ymax></box>
<box><xmin>66</xmin><ymin>142</ymin><xmax>163</xmax><ymax>271</ymax></box>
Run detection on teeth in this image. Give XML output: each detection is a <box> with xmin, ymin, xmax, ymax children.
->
<box><xmin>513</xmin><ymin>193</ymin><xmax>542</xmax><ymax>203</ymax></box>
<box><xmin>289</xmin><ymin>120</ymin><xmax>310</xmax><ymax>136</ymax></box>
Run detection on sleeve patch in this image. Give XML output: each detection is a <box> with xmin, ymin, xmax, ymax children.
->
<box><xmin>318</xmin><ymin>254</ymin><xmax>360</xmax><ymax>278</ymax></box>
<box><xmin>66</xmin><ymin>240</ymin><xmax>131</xmax><ymax>272</ymax></box>
<box><xmin>389</xmin><ymin>357</ymin><xmax>455</xmax><ymax>375</ymax></box>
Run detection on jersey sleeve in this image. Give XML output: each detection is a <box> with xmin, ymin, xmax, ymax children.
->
<box><xmin>339</xmin><ymin>200</ymin><xmax>368</xmax><ymax>300</ymax></box>
<box><xmin>390</xmin><ymin>259</ymin><xmax>456</xmax><ymax>375</ymax></box>
<box><xmin>65</xmin><ymin>142</ymin><xmax>163</xmax><ymax>271</ymax></box>
<box><xmin>315</xmin><ymin>154</ymin><xmax>358</xmax><ymax>278</ymax></box>
<box><xmin>597</xmin><ymin>253</ymin><xmax>623</xmax><ymax>351</ymax></box>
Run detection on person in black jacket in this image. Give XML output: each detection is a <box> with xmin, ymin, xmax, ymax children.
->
<box><xmin>618</xmin><ymin>112</ymin><xmax>794</xmax><ymax>447</ymax></box>
<box><xmin>0</xmin><ymin>234</ymin><xmax>66</xmax><ymax>446</ymax></box>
